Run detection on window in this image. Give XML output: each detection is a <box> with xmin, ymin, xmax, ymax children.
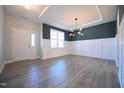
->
<box><xmin>50</xmin><ymin>29</ymin><xmax>64</xmax><ymax>48</ymax></box>
<box><xmin>31</xmin><ymin>33</ymin><xmax>35</xmax><ymax>47</ymax></box>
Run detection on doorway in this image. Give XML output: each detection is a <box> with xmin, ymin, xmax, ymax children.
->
<box><xmin>11</xmin><ymin>28</ymin><xmax>37</xmax><ymax>61</ymax></box>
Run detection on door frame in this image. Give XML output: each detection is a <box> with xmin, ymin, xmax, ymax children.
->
<box><xmin>11</xmin><ymin>28</ymin><xmax>38</xmax><ymax>62</ymax></box>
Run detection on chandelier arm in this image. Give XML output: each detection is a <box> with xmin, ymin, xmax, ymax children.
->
<box><xmin>69</xmin><ymin>18</ymin><xmax>84</xmax><ymax>37</ymax></box>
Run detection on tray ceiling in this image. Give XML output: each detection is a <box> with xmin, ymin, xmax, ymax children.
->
<box><xmin>41</xmin><ymin>5</ymin><xmax>117</xmax><ymax>30</ymax></box>
<box><xmin>3</xmin><ymin>5</ymin><xmax>117</xmax><ymax>30</ymax></box>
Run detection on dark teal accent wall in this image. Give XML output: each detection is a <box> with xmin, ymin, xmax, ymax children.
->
<box><xmin>69</xmin><ymin>21</ymin><xmax>116</xmax><ymax>41</ymax></box>
<box><xmin>43</xmin><ymin>24</ymin><xmax>70</xmax><ymax>41</ymax></box>
<box><xmin>43</xmin><ymin>21</ymin><xmax>116</xmax><ymax>41</ymax></box>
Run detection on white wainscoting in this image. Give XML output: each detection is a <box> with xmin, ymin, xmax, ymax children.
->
<box><xmin>42</xmin><ymin>38</ymin><xmax>116</xmax><ymax>60</ymax></box>
<box><xmin>70</xmin><ymin>38</ymin><xmax>116</xmax><ymax>60</ymax></box>
<box><xmin>42</xmin><ymin>39</ymin><xmax>71</xmax><ymax>60</ymax></box>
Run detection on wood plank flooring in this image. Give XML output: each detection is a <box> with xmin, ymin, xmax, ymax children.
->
<box><xmin>0</xmin><ymin>55</ymin><xmax>120</xmax><ymax>88</ymax></box>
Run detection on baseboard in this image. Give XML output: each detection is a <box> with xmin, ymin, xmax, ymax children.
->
<box><xmin>42</xmin><ymin>54</ymin><xmax>71</xmax><ymax>60</ymax></box>
<box><xmin>30</xmin><ymin>57</ymin><xmax>41</xmax><ymax>60</ymax></box>
<box><xmin>0</xmin><ymin>60</ymin><xmax>15</xmax><ymax>73</ymax></box>
<box><xmin>118</xmin><ymin>72</ymin><xmax>124</xmax><ymax>88</ymax></box>
<box><xmin>70</xmin><ymin>53</ymin><xmax>116</xmax><ymax>61</ymax></box>
<box><xmin>4</xmin><ymin>56</ymin><xmax>41</xmax><ymax>64</ymax></box>
<box><xmin>41</xmin><ymin>53</ymin><xmax>116</xmax><ymax>61</ymax></box>
<box><xmin>118</xmin><ymin>71</ymin><xmax>124</xmax><ymax>88</ymax></box>
<box><xmin>5</xmin><ymin>60</ymin><xmax>14</xmax><ymax>64</ymax></box>
<box><xmin>0</xmin><ymin>62</ymin><xmax>5</xmax><ymax>74</ymax></box>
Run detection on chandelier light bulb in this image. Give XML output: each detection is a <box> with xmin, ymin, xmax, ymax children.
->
<box><xmin>81</xmin><ymin>33</ymin><xmax>84</xmax><ymax>36</ymax></box>
<box><xmin>69</xmin><ymin>33</ymin><xmax>72</xmax><ymax>36</ymax></box>
<box><xmin>78</xmin><ymin>31</ymin><xmax>81</xmax><ymax>34</ymax></box>
<box><xmin>80</xmin><ymin>28</ymin><xmax>82</xmax><ymax>31</ymax></box>
<box><xmin>73</xmin><ymin>34</ymin><xmax>75</xmax><ymax>36</ymax></box>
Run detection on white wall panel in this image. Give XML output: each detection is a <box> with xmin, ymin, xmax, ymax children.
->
<box><xmin>70</xmin><ymin>38</ymin><xmax>116</xmax><ymax>60</ymax></box>
<box><xmin>42</xmin><ymin>38</ymin><xmax>116</xmax><ymax>60</ymax></box>
<box><xmin>91</xmin><ymin>39</ymin><xmax>102</xmax><ymax>58</ymax></box>
<box><xmin>102</xmin><ymin>38</ymin><xmax>116</xmax><ymax>60</ymax></box>
<box><xmin>42</xmin><ymin>39</ymin><xmax>70</xmax><ymax>60</ymax></box>
<box><xmin>72</xmin><ymin>40</ymin><xmax>91</xmax><ymax>56</ymax></box>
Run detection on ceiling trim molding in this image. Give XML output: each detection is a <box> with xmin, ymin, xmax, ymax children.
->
<box><xmin>39</xmin><ymin>5</ymin><xmax>50</xmax><ymax>18</ymax></box>
<box><xmin>96</xmin><ymin>5</ymin><xmax>103</xmax><ymax>20</ymax></box>
<box><xmin>71</xmin><ymin>5</ymin><xmax>103</xmax><ymax>30</ymax></box>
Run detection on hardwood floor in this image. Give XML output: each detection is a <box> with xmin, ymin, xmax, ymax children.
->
<box><xmin>0</xmin><ymin>55</ymin><xmax>120</xmax><ymax>88</ymax></box>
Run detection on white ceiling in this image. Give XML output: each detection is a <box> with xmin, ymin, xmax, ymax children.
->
<box><xmin>3</xmin><ymin>5</ymin><xmax>117</xmax><ymax>30</ymax></box>
<box><xmin>42</xmin><ymin>5</ymin><xmax>117</xmax><ymax>30</ymax></box>
<box><xmin>3</xmin><ymin>5</ymin><xmax>48</xmax><ymax>23</ymax></box>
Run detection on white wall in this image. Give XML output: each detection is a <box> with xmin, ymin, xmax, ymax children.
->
<box><xmin>70</xmin><ymin>38</ymin><xmax>116</xmax><ymax>60</ymax></box>
<box><xmin>117</xmin><ymin>11</ymin><xmax>124</xmax><ymax>87</ymax></box>
<box><xmin>0</xmin><ymin>6</ymin><xmax>5</xmax><ymax>73</ymax></box>
<box><xmin>4</xmin><ymin>15</ymin><xmax>41</xmax><ymax>62</ymax></box>
<box><xmin>42</xmin><ymin>39</ymin><xmax>71</xmax><ymax>59</ymax></box>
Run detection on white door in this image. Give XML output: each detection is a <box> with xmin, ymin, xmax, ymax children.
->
<box><xmin>12</xmin><ymin>28</ymin><xmax>37</xmax><ymax>61</ymax></box>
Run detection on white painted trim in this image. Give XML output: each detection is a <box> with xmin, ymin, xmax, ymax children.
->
<box><xmin>4</xmin><ymin>56</ymin><xmax>41</xmax><ymax>65</ymax></box>
<box><xmin>0</xmin><ymin>62</ymin><xmax>5</xmax><ymax>74</ymax></box>
<box><xmin>42</xmin><ymin>54</ymin><xmax>71</xmax><ymax>60</ymax></box>
<box><xmin>0</xmin><ymin>58</ymin><xmax>39</xmax><ymax>74</ymax></box>
<box><xmin>71</xmin><ymin>19</ymin><xmax>103</xmax><ymax>30</ymax></box>
<box><xmin>39</xmin><ymin>5</ymin><xmax>50</xmax><ymax>18</ymax></box>
<box><xmin>95</xmin><ymin>5</ymin><xmax>103</xmax><ymax>20</ymax></box>
<box><xmin>4</xmin><ymin>60</ymin><xmax>14</xmax><ymax>64</ymax></box>
<box><xmin>118</xmin><ymin>72</ymin><xmax>122</xmax><ymax>88</ymax></box>
<box><xmin>71</xmin><ymin>5</ymin><xmax>103</xmax><ymax>30</ymax></box>
<box><xmin>69</xmin><ymin>37</ymin><xmax>114</xmax><ymax>42</ymax></box>
<box><xmin>29</xmin><ymin>57</ymin><xmax>41</xmax><ymax>60</ymax></box>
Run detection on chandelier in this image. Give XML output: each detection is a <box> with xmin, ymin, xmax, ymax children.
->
<box><xmin>69</xmin><ymin>18</ymin><xmax>83</xmax><ymax>36</ymax></box>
